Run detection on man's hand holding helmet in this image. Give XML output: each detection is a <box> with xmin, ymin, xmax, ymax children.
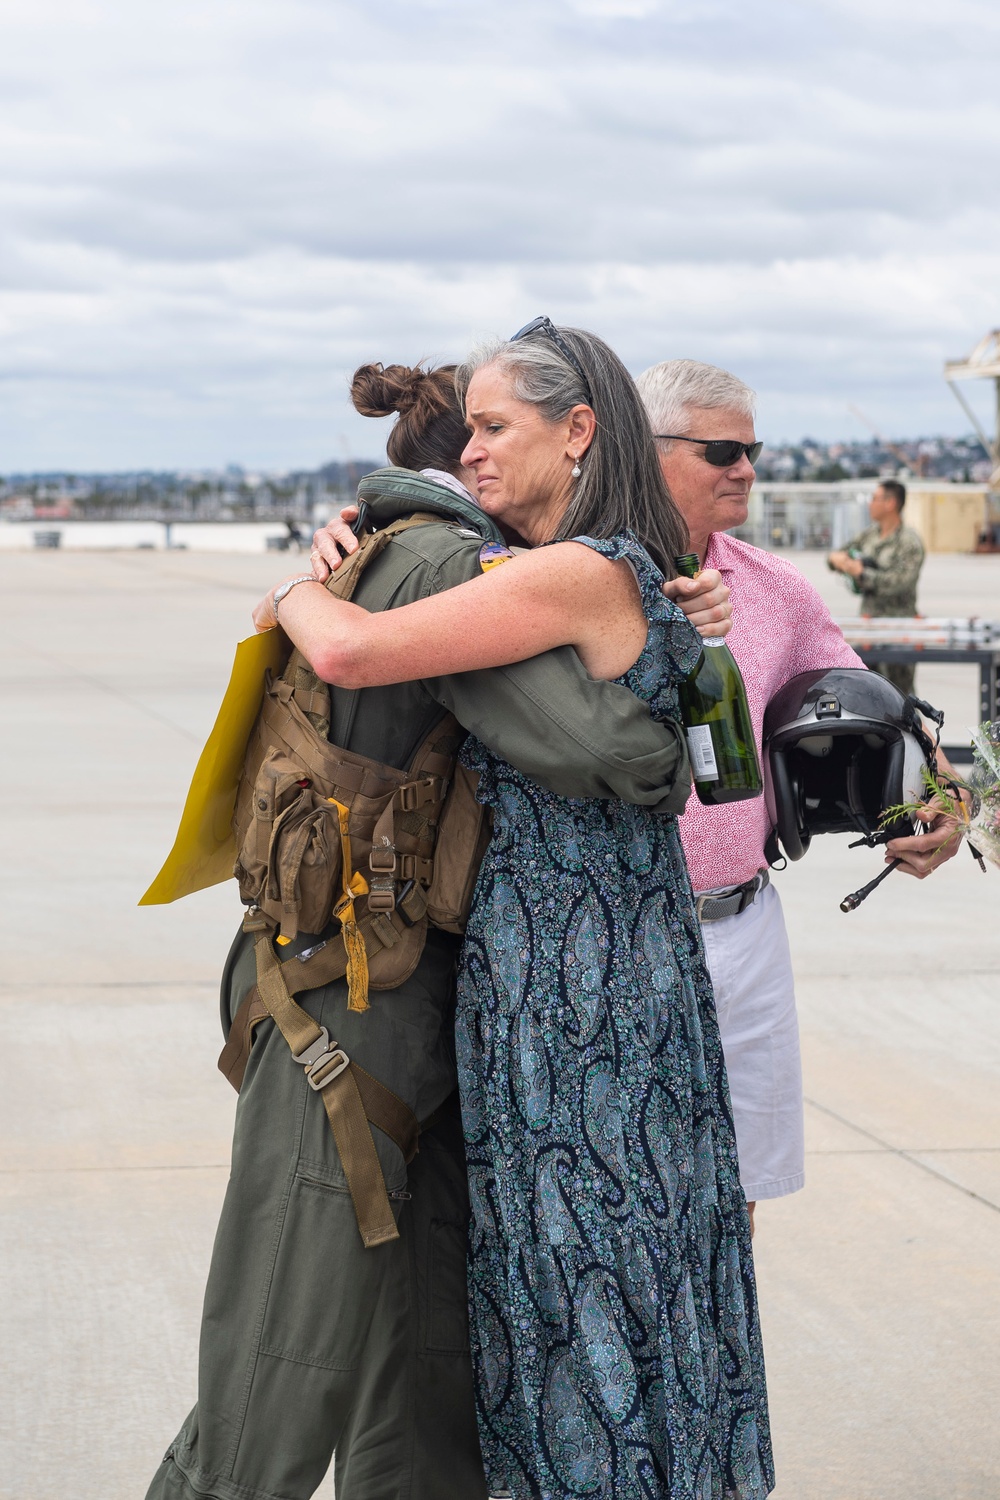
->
<box><xmin>885</xmin><ymin>747</ymin><xmax>970</xmax><ymax>878</ymax></box>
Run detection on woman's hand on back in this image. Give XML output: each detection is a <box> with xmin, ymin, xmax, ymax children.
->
<box><xmin>661</xmin><ymin>569</ymin><xmax>732</xmax><ymax>638</ymax></box>
<box><xmin>310</xmin><ymin>508</ymin><xmax>361</xmax><ymax>581</ymax></box>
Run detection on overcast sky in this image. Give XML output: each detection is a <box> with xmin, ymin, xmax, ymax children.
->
<box><xmin>1</xmin><ymin>0</ymin><xmax>998</xmax><ymax>470</ymax></box>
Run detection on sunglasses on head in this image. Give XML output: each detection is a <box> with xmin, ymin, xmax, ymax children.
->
<box><xmin>509</xmin><ymin>315</ymin><xmax>594</xmax><ymax>403</ymax></box>
<box><xmin>655</xmin><ymin>434</ymin><xmax>763</xmax><ymax>468</ymax></box>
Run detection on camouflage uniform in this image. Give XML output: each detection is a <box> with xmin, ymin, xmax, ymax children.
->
<box><xmin>844</xmin><ymin>520</ymin><xmax>926</xmax><ymax>695</ymax></box>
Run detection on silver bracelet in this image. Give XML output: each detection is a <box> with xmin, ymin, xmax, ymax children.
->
<box><xmin>273</xmin><ymin>574</ymin><xmax>321</xmax><ymax>615</ymax></box>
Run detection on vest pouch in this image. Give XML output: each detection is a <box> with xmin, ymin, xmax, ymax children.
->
<box><xmin>424</xmin><ymin>764</ymin><xmax>493</xmax><ymax>935</ymax></box>
<box><xmin>235</xmin><ymin>747</ymin><xmax>344</xmax><ymax>938</ymax></box>
<box><xmin>266</xmin><ymin>790</ymin><xmax>344</xmax><ymax>939</ymax></box>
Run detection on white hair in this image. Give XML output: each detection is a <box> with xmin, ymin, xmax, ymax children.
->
<box><xmin>635</xmin><ymin>359</ymin><xmax>756</xmax><ymax>442</ymax></box>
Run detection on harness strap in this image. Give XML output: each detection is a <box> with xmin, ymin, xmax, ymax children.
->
<box><xmin>218</xmin><ymin>986</ymin><xmax>268</xmax><ymax>1091</ymax></box>
<box><xmin>319</xmin><ymin>1062</ymin><xmax>398</xmax><ymax>1248</ymax></box>
<box><xmin>367</xmin><ymin>799</ymin><xmax>397</xmax><ymax>905</ymax></box>
<box><xmin>242</xmin><ymin>929</ymin><xmax>403</xmax><ymax>1248</ymax></box>
<box><xmin>219</xmin><ymin>985</ymin><xmax>421</xmax><ymax>1166</ymax></box>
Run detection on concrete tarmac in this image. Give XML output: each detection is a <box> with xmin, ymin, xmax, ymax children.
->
<box><xmin>1</xmin><ymin>546</ymin><xmax>998</xmax><ymax>1500</ymax></box>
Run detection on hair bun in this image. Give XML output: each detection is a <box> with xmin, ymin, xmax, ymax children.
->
<box><xmin>350</xmin><ymin>362</ymin><xmax>439</xmax><ymax>420</ymax></box>
<box><xmin>350</xmin><ymin>361</ymin><xmax>455</xmax><ymax>423</ymax></box>
<box><xmin>348</xmin><ymin>360</ymin><xmax>466</xmax><ymax>472</ymax></box>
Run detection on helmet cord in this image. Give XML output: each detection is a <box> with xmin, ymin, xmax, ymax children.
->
<box><xmin>840</xmin><ymin>857</ymin><xmax>902</xmax><ymax>913</ymax></box>
<box><xmin>836</xmin><ymin>800</ymin><xmax>892</xmax><ymax>849</ymax></box>
<box><xmin>907</xmin><ymin>694</ymin><xmax>944</xmax><ymax>762</ymax></box>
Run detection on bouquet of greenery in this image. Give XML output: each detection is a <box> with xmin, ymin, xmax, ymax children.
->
<box><xmin>842</xmin><ymin>716</ymin><xmax>997</xmax><ymax>912</ymax></box>
<box><xmin>964</xmin><ymin>720</ymin><xmax>1000</xmax><ymax>869</ymax></box>
<box><xmin>878</xmin><ymin>718</ymin><xmax>1000</xmax><ymax>871</ymax></box>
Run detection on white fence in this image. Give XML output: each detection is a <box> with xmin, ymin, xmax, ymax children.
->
<box><xmin>0</xmin><ymin>520</ymin><xmax>298</xmax><ymax>553</ymax></box>
<box><xmin>734</xmin><ymin>482</ymin><xmax>875</xmax><ymax>551</ymax></box>
<box><xmin>6</xmin><ymin>501</ymin><xmax>869</xmax><ymax>556</ymax></box>
<box><xmin>3</xmin><ymin>481</ymin><xmax>989</xmax><ymax>555</ymax></box>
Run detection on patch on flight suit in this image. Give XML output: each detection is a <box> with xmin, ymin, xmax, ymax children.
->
<box><xmin>479</xmin><ymin>542</ymin><xmax>515</xmax><ymax>572</ymax></box>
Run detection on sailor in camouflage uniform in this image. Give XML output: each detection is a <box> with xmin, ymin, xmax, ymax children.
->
<box><xmin>828</xmin><ymin>478</ymin><xmax>925</xmax><ymax>695</ymax></box>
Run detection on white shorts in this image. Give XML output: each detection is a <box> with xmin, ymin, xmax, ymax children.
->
<box><xmin>699</xmin><ymin>882</ymin><xmax>804</xmax><ymax>1201</ymax></box>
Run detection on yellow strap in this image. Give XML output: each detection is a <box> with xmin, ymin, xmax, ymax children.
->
<box><xmin>328</xmin><ymin>797</ymin><xmax>371</xmax><ymax>1013</ymax></box>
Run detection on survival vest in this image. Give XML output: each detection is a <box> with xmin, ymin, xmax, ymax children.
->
<box><xmin>221</xmin><ymin>471</ymin><xmax>506</xmax><ymax>1249</ymax></box>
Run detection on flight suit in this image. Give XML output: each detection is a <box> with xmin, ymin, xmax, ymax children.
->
<box><xmin>147</xmin><ymin>503</ymin><xmax>689</xmax><ymax>1500</ymax></box>
<box><xmin>845</xmin><ymin>520</ymin><xmax>926</xmax><ymax>694</ymax></box>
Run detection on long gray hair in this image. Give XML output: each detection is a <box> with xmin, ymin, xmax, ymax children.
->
<box><xmin>455</xmin><ymin>326</ymin><xmax>689</xmax><ymax>576</ymax></box>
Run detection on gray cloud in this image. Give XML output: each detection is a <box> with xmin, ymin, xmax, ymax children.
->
<box><xmin>0</xmin><ymin>0</ymin><xmax>998</xmax><ymax>465</ymax></box>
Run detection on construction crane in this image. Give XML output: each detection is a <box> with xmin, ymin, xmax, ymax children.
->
<box><xmin>945</xmin><ymin>329</ymin><xmax>1000</xmax><ymax>549</ymax></box>
<box><xmin>944</xmin><ymin>329</ymin><xmax>1000</xmax><ymax>488</ymax></box>
<box><xmin>847</xmin><ymin>405</ymin><xmax>930</xmax><ymax>476</ymax></box>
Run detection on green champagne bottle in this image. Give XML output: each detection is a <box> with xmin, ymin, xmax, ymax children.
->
<box><xmin>674</xmin><ymin>552</ymin><xmax>763</xmax><ymax>805</ymax></box>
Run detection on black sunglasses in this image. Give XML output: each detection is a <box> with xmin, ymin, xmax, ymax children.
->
<box><xmin>510</xmin><ymin>315</ymin><xmax>594</xmax><ymax>403</ymax></box>
<box><xmin>655</xmin><ymin>434</ymin><xmax>763</xmax><ymax>467</ymax></box>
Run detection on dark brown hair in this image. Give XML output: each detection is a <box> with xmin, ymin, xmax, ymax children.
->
<box><xmin>878</xmin><ymin>478</ymin><xmax>906</xmax><ymax>511</ymax></box>
<box><xmin>350</xmin><ymin>362</ymin><xmax>468</xmax><ymax>474</ymax></box>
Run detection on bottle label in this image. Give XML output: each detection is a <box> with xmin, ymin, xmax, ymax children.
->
<box><xmin>702</xmin><ymin>637</ymin><xmax>726</xmax><ymax>648</ymax></box>
<box><xmin>686</xmin><ymin>724</ymin><xmax>719</xmax><ymax>781</ymax></box>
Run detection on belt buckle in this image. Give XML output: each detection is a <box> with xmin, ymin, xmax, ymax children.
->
<box><xmin>292</xmin><ymin>1027</ymin><xmax>351</xmax><ymax>1090</ymax></box>
<box><xmin>736</xmin><ymin>870</ymin><xmax>768</xmax><ymax>914</ymax></box>
<box><xmin>696</xmin><ymin>874</ymin><xmax>759</xmax><ymax>923</ymax></box>
<box><xmin>696</xmin><ymin>885</ymin><xmax>739</xmax><ymax>921</ymax></box>
<box><xmin>735</xmin><ymin>877</ymin><xmax>757</xmax><ymax>915</ymax></box>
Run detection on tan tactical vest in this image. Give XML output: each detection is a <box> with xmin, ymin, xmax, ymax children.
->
<box><xmin>231</xmin><ymin>514</ymin><xmax>491</xmax><ymax>1015</ymax></box>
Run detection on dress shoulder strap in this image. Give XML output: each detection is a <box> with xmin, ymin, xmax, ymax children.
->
<box><xmin>569</xmin><ymin>531</ymin><xmax>671</xmax><ymax>621</ymax></box>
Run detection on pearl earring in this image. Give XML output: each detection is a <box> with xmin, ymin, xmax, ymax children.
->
<box><xmin>571</xmin><ymin>456</ymin><xmax>582</xmax><ymax>478</ymax></box>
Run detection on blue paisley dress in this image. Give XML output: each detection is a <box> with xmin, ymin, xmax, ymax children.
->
<box><xmin>455</xmin><ymin>533</ymin><xmax>774</xmax><ymax>1500</ymax></box>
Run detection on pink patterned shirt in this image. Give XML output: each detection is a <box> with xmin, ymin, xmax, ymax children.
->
<box><xmin>677</xmin><ymin>532</ymin><xmax>863</xmax><ymax>892</ymax></box>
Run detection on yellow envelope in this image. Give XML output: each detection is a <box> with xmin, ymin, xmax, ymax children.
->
<box><xmin>139</xmin><ymin>629</ymin><xmax>289</xmax><ymax>905</ymax></box>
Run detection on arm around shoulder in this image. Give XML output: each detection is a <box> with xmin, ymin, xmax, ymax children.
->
<box><xmin>272</xmin><ymin>538</ymin><xmax>640</xmax><ymax>689</ymax></box>
<box><xmin>429</xmin><ymin>648</ymin><xmax>691</xmax><ymax>813</ymax></box>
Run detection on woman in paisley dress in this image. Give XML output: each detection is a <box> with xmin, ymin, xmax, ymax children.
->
<box><xmin>262</xmin><ymin>323</ymin><xmax>773</xmax><ymax>1500</ymax></box>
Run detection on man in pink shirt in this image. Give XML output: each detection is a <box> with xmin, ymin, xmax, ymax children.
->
<box><xmin>645</xmin><ymin>359</ymin><xmax>961</xmax><ymax>1226</ymax></box>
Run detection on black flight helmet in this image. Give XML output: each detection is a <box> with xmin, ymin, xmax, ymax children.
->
<box><xmin>763</xmin><ymin>668</ymin><xmax>938</xmax><ymax>862</ymax></box>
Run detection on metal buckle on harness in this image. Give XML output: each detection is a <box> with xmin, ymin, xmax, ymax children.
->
<box><xmin>398</xmin><ymin>778</ymin><xmax>437</xmax><ymax>813</ymax></box>
<box><xmin>368</xmin><ymin>844</ymin><xmax>398</xmax><ymax>913</ymax></box>
<box><xmin>292</xmin><ymin>1027</ymin><xmax>351</xmax><ymax>1091</ymax></box>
